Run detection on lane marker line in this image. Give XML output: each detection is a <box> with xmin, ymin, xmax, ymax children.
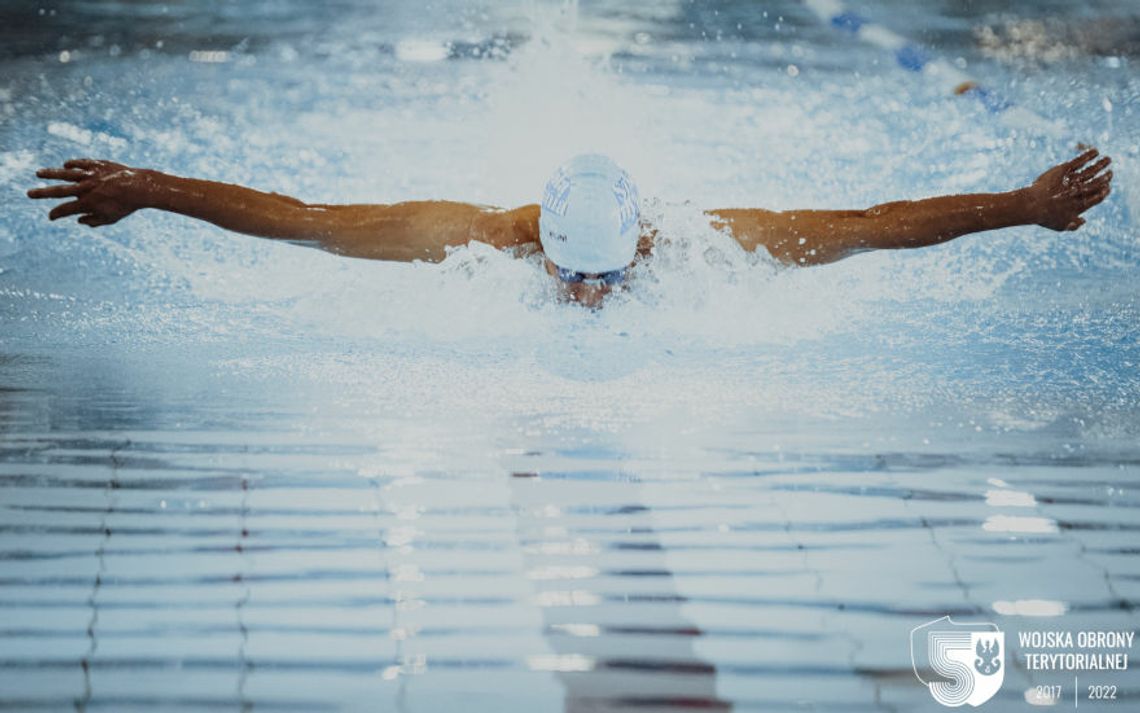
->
<box><xmin>802</xmin><ymin>0</ymin><xmax>1067</xmax><ymax>138</ymax></box>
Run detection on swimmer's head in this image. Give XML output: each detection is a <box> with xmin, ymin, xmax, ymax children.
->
<box><xmin>539</xmin><ymin>154</ymin><xmax>640</xmax><ymax>306</ymax></box>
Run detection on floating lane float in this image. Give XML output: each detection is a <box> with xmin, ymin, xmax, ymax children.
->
<box><xmin>802</xmin><ymin>0</ymin><xmax>1068</xmax><ymax>139</ymax></box>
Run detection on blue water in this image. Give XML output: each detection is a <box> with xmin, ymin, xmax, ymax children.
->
<box><xmin>1</xmin><ymin>1</ymin><xmax>1139</xmax><ymax>711</ymax></box>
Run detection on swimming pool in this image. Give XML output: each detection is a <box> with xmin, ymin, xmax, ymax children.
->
<box><xmin>2</xmin><ymin>1</ymin><xmax>1138</xmax><ymax>710</ymax></box>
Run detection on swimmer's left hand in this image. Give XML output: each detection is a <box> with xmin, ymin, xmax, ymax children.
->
<box><xmin>28</xmin><ymin>158</ymin><xmax>151</xmax><ymax>228</ymax></box>
<box><xmin>1024</xmin><ymin>148</ymin><xmax>1113</xmax><ymax>232</ymax></box>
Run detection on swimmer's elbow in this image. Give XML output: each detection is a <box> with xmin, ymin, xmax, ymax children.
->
<box><xmin>863</xmin><ymin>200</ymin><xmax>912</xmax><ymax>219</ymax></box>
<box><xmin>842</xmin><ymin>203</ymin><xmax>915</xmax><ymax>252</ymax></box>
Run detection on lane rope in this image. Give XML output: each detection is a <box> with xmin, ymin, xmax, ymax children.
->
<box><xmin>801</xmin><ymin>0</ymin><xmax>1067</xmax><ymax>139</ymax></box>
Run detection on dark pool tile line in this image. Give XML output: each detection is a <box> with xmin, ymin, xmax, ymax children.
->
<box><xmin>0</xmin><ymin>656</ymin><xmax>501</xmax><ymax>673</ymax></box>
<box><xmin>0</xmin><ymin>512</ymin><xmax>911</xmax><ymax>540</ymax></box>
<box><xmin>4</xmin><ymin>504</ymin><xmax>395</xmax><ymax>517</ymax></box>
<box><xmin>12</xmin><ymin>592</ymin><xmax>1128</xmax><ymax>616</ymax></box>
<box><xmin>1</xmin><ymin>569</ymin><xmax>383</xmax><ymax>588</ymax></box>
<box><xmin>3</xmin><ymin>503</ymin><xmax>511</xmax><ymax>518</ymax></box>
<box><xmin>769</xmin><ymin>483</ymin><xmax>980</xmax><ymax>502</ymax></box>
<box><xmin>0</xmin><ymin>595</ymin><xmax>483</xmax><ymax>610</ymax></box>
<box><xmin>1023</xmin><ymin>493</ymin><xmax>1140</xmax><ymax>508</ymax></box>
<box><xmin>518</xmin><ymin>501</ymin><xmax>755</xmax><ymax>516</ymax></box>
<box><xmin>0</xmin><ymin>454</ymin><xmax>190</xmax><ymax>471</ymax></box>
<box><xmin>0</xmin><ymin>538</ymin><xmax>881</xmax><ymax>562</ymax></box>
<box><xmin>0</xmin><ymin>541</ymin><xmax>368</xmax><ymax>561</ymax></box>
<box><xmin>981</xmin><ymin>477</ymin><xmax>1140</xmax><ymax>489</ymax></box>
<box><xmin>0</xmin><ymin>624</ymin><xmax>513</xmax><ymax>639</ymax></box>
<box><xmin>565</xmin><ymin>693</ymin><xmax>731</xmax><ymax>711</ymax></box>
<box><xmin>0</xmin><ymin>536</ymin><xmax>1057</xmax><ymax>574</ymax></box>
<box><xmin>0</xmin><ymin>695</ymin><xmax>333</xmax><ymax>711</ymax></box>
<box><xmin>704</xmin><ymin>449</ymin><xmax>1140</xmax><ymax>473</ymax></box>
<box><xmin>0</xmin><ymin>453</ymin><xmax>1053</xmax><ymax>487</ymax></box>
<box><xmin>7</xmin><ymin>519</ymin><xmax>1090</xmax><ymax>560</ymax></box>
<box><xmin>2</xmin><ymin>497</ymin><xmax>756</xmax><ymax>520</ymax></box>
<box><xmin>1058</xmin><ymin>520</ymin><xmax>1140</xmax><ymax>532</ymax></box>
<box><xmin>6</xmin><ymin>544</ymin><xmax>836</xmax><ymax>568</ymax></box>
<box><xmin>0</xmin><ymin>571</ymin><xmax>391</xmax><ymax>587</ymax></box>
<box><xmin>0</xmin><ymin>470</ymin><xmax>482</xmax><ymax>489</ymax></box>
<box><xmin>768</xmin><ymin>483</ymin><xmax>1140</xmax><ymax>509</ymax></box>
<box><xmin>5</xmin><ymin>503</ymin><xmax>1130</xmax><ymax>536</ymax></box>
<box><xmin>599</xmin><ymin>568</ymin><xmax>806</xmax><ymax>578</ymax></box>
<box><xmin>950</xmin><ymin>536</ymin><xmax>1069</xmax><ymax>547</ymax></box>
<box><xmin>0</xmin><ymin>519</ymin><xmax>837</xmax><ymax>541</ymax></box>
<box><xmin>723</xmin><ymin>516</ymin><xmax>1140</xmax><ymax>535</ymax></box>
<box><xmin>0</xmin><ymin>506</ymin><xmax>517</xmax><ymax>526</ymax></box>
<box><xmin>3</xmin><ymin>623</ymin><xmax>528</xmax><ymax>640</ymax></box>
<box><xmin>0</xmin><ymin>474</ymin><xmax>260</xmax><ymax>491</ymax></box>
<box><xmin>703</xmin><ymin>450</ymin><xmax>964</xmax><ymax>473</ymax></box>
<box><xmin>1085</xmin><ymin>546</ymin><xmax>1140</xmax><ymax>555</ymax></box>
<box><xmin>0</xmin><ymin>622</ymin><xmax>839</xmax><ymax>642</ymax></box>
<box><xmin>0</xmin><ymin>538</ymin><xmax>522</xmax><ymax>561</ymax></box>
<box><xmin>0</xmin><ymin>522</ymin><xmax>509</xmax><ymax>538</ymax></box>
<box><xmin>2</xmin><ymin>500</ymin><xmax>752</xmax><ymax>519</ymax></box>
<box><xmin>0</xmin><ymin>654</ymin><xmax>869</xmax><ymax>677</ymax></box>
<box><xmin>0</xmin><ymin>436</ymin><xmax>380</xmax><ymax>456</ymax></box>
<box><xmin>567</xmin><ymin>692</ymin><xmax>895</xmax><ymax>712</ymax></box>
<box><xmin>6</xmin><ymin>466</ymin><xmax>1128</xmax><ymax>495</ymax></box>
<box><xmin>932</xmin><ymin>452</ymin><xmax>1140</xmax><ymax>470</ymax></box>
<box><xmin>587</xmin><ymin>624</ymin><xmax>833</xmax><ymax>641</ymax></box>
<box><xmin>652</xmin><ymin>594</ymin><xmax>1140</xmax><ymax>617</ymax></box>
<box><xmin>593</xmin><ymin>540</ymin><xmax>876</xmax><ymax>552</ymax></box>
<box><xmin>961</xmin><ymin>553</ymin><xmax>1066</xmax><ymax>564</ymax></box>
<box><xmin>0</xmin><ymin>524</ymin><xmax>404</xmax><ymax>539</ymax></box>
<box><xmin>0</xmin><ymin>566</ymin><xmax>818</xmax><ymax>589</ymax></box>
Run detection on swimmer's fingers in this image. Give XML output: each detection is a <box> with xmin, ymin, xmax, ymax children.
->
<box><xmin>48</xmin><ymin>200</ymin><xmax>88</xmax><ymax>221</ymax></box>
<box><xmin>1065</xmin><ymin>147</ymin><xmax>1099</xmax><ymax>171</ymax></box>
<box><xmin>64</xmin><ymin>158</ymin><xmax>130</xmax><ymax>175</ymax></box>
<box><xmin>1077</xmin><ymin>172</ymin><xmax>1113</xmax><ymax>196</ymax></box>
<box><xmin>1059</xmin><ymin>172</ymin><xmax>1112</xmax><ymax>202</ymax></box>
<box><xmin>27</xmin><ymin>181</ymin><xmax>89</xmax><ymax>199</ymax></box>
<box><xmin>1080</xmin><ymin>183</ymin><xmax>1112</xmax><ymax>207</ymax></box>
<box><xmin>36</xmin><ymin>167</ymin><xmax>90</xmax><ymax>182</ymax></box>
<box><xmin>63</xmin><ymin>159</ymin><xmax>102</xmax><ymax>170</ymax></box>
<box><xmin>1065</xmin><ymin>218</ymin><xmax>1086</xmax><ymax>231</ymax></box>
<box><xmin>1065</xmin><ymin>186</ymin><xmax>1110</xmax><ymax>225</ymax></box>
<box><xmin>1073</xmin><ymin>155</ymin><xmax>1111</xmax><ymax>182</ymax></box>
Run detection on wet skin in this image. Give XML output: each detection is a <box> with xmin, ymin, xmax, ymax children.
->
<box><xmin>28</xmin><ymin>150</ymin><xmax>1114</xmax><ymax>306</ymax></box>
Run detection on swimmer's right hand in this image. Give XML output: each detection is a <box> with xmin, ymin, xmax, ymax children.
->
<box><xmin>28</xmin><ymin>159</ymin><xmax>153</xmax><ymax>227</ymax></box>
<box><xmin>1024</xmin><ymin>148</ymin><xmax>1113</xmax><ymax>232</ymax></box>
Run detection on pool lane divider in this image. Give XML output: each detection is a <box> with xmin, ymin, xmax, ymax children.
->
<box><xmin>802</xmin><ymin>0</ymin><xmax>1139</xmax><ymax>225</ymax></box>
<box><xmin>801</xmin><ymin>0</ymin><xmax>1067</xmax><ymax>139</ymax></box>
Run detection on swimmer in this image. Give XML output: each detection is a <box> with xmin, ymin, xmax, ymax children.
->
<box><xmin>28</xmin><ymin>149</ymin><xmax>1113</xmax><ymax>308</ymax></box>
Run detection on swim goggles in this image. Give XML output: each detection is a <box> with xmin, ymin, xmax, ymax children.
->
<box><xmin>554</xmin><ymin>265</ymin><xmax>628</xmax><ymax>286</ymax></box>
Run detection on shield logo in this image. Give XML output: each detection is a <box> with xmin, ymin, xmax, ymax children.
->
<box><xmin>911</xmin><ymin>616</ymin><xmax>1004</xmax><ymax>707</ymax></box>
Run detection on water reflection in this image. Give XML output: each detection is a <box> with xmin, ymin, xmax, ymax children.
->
<box><xmin>992</xmin><ymin>600</ymin><xmax>1068</xmax><ymax>617</ymax></box>
<box><xmin>511</xmin><ymin>470</ymin><xmax>730</xmax><ymax>711</ymax></box>
<box><xmin>0</xmin><ymin>402</ymin><xmax>1137</xmax><ymax>709</ymax></box>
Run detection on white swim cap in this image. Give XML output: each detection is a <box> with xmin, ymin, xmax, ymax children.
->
<box><xmin>539</xmin><ymin>154</ymin><xmax>641</xmax><ymax>274</ymax></box>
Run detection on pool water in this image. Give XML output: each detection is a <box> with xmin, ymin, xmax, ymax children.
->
<box><xmin>1</xmin><ymin>1</ymin><xmax>1138</xmax><ymax>711</ymax></box>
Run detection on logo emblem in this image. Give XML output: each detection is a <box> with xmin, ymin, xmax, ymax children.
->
<box><xmin>612</xmin><ymin>172</ymin><xmax>639</xmax><ymax>234</ymax></box>
<box><xmin>542</xmin><ymin>167</ymin><xmax>572</xmax><ymax>217</ymax></box>
<box><xmin>911</xmin><ymin>616</ymin><xmax>1004</xmax><ymax>707</ymax></box>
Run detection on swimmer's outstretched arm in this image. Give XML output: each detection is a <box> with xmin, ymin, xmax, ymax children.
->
<box><xmin>707</xmin><ymin>148</ymin><xmax>1113</xmax><ymax>267</ymax></box>
<box><xmin>27</xmin><ymin>160</ymin><xmax>537</xmax><ymax>261</ymax></box>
